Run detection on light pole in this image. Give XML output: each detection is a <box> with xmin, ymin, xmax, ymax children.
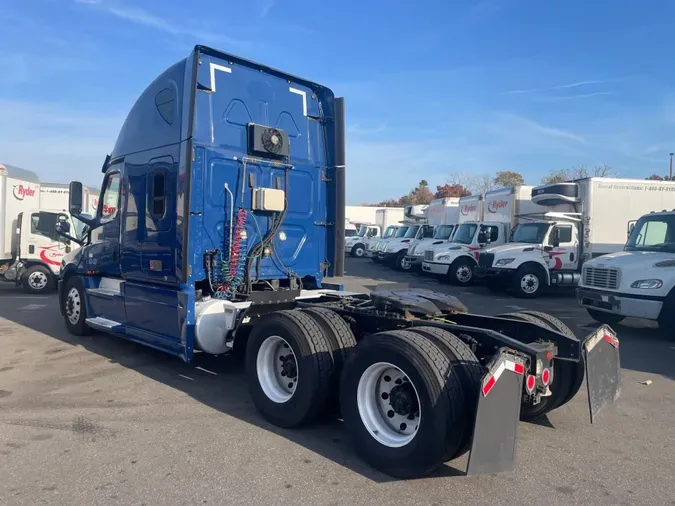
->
<box><xmin>670</xmin><ymin>152</ymin><xmax>674</xmax><ymax>180</ymax></box>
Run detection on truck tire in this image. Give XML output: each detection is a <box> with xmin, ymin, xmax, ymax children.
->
<box><xmin>406</xmin><ymin>326</ymin><xmax>482</xmax><ymax>459</ymax></box>
<box><xmin>498</xmin><ymin>311</ymin><xmax>584</xmax><ymax>419</ymax></box>
<box><xmin>511</xmin><ymin>265</ymin><xmax>545</xmax><ymax>298</ymax></box>
<box><xmin>22</xmin><ymin>265</ymin><xmax>54</xmax><ymax>294</ymax></box>
<box><xmin>62</xmin><ymin>276</ymin><xmax>91</xmax><ymax>336</ymax></box>
<box><xmin>657</xmin><ymin>294</ymin><xmax>675</xmax><ymax>339</ymax></box>
<box><xmin>245</xmin><ymin>310</ymin><xmax>334</xmax><ymax>428</ymax></box>
<box><xmin>448</xmin><ymin>257</ymin><xmax>474</xmax><ymax>286</ymax></box>
<box><xmin>587</xmin><ymin>308</ymin><xmax>625</xmax><ymax>326</ymax></box>
<box><xmin>350</xmin><ymin>244</ymin><xmax>366</xmax><ymax>258</ymax></box>
<box><xmin>340</xmin><ymin>330</ymin><xmax>465</xmax><ymax>478</ymax></box>
<box><xmin>395</xmin><ymin>250</ymin><xmax>412</xmax><ymax>271</ymax></box>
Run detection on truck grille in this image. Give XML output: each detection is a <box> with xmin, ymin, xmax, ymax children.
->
<box><xmin>424</xmin><ymin>250</ymin><xmax>434</xmax><ymax>261</ymax></box>
<box><xmin>583</xmin><ymin>266</ymin><xmax>620</xmax><ymax>290</ymax></box>
<box><xmin>478</xmin><ymin>253</ymin><xmax>494</xmax><ymax>268</ymax></box>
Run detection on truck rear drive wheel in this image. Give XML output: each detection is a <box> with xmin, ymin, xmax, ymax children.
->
<box><xmin>22</xmin><ymin>265</ymin><xmax>54</xmax><ymax>294</ymax></box>
<box><xmin>406</xmin><ymin>326</ymin><xmax>482</xmax><ymax>460</ymax></box>
<box><xmin>245</xmin><ymin>310</ymin><xmax>335</xmax><ymax>428</ymax></box>
<box><xmin>511</xmin><ymin>265</ymin><xmax>544</xmax><ymax>298</ymax></box>
<box><xmin>340</xmin><ymin>330</ymin><xmax>466</xmax><ymax>478</ymax></box>
<box><xmin>350</xmin><ymin>244</ymin><xmax>366</xmax><ymax>258</ymax></box>
<box><xmin>586</xmin><ymin>308</ymin><xmax>625</xmax><ymax>326</ymax></box>
<box><xmin>499</xmin><ymin>311</ymin><xmax>584</xmax><ymax>420</ymax></box>
<box><xmin>448</xmin><ymin>258</ymin><xmax>474</xmax><ymax>286</ymax></box>
<box><xmin>63</xmin><ymin>276</ymin><xmax>91</xmax><ymax>336</ymax></box>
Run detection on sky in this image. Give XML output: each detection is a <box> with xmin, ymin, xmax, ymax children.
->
<box><xmin>2</xmin><ymin>0</ymin><xmax>675</xmax><ymax>204</ymax></box>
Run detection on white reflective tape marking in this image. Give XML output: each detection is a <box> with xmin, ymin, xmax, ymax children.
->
<box><xmin>492</xmin><ymin>360</ymin><xmax>506</xmax><ymax>383</ymax></box>
<box><xmin>503</xmin><ymin>360</ymin><xmax>517</xmax><ymax>372</ymax></box>
<box><xmin>210</xmin><ymin>63</ymin><xmax>231</xmax><ymax>92</ymax></box>
<box><xmin>585</xmin><ymin>329</ymin><xmax>605</xmax><ymax>352</ymax></box>
<box><xmin>289</xmin><ymin>87</ymin><xmax>307</xmax><ymax>116</ymax></box>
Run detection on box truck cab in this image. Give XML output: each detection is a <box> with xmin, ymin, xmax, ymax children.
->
<box><xmin>403</xmin><ymin>198</ymin><xmax>459</xmax><ymax>272</ymax></box>
<box><xmin>479</xmin><ymin>179</ymin><xmax>675</xmax><ymax>298</ymax></box>
<box><xmin>577</xmin><ymin>210</ymin><xmax>675</xmax><ymax>332</ymax></box>
<box><xmin>364</xmin><ymin>207</ymin><xmax>404</xmax><ymax>258</ymax></box>
<box><xmin>54</xmin><ymin>45</ymin><xmax>620</xmax><ymax>480</ymax></box>
<box><xmin>344</xmin><ymin>223</ymin><xmax>379</xmax><ymax>257</ymax></box>
<box><xmin>377</xmin><ymin>205</ymin><xmax>434</xmax><ymax>269</ymax></box>
<box><xmin>0</xmin><ymin>164</ymin><xmax>85</xmax><ymax>293</ymax></box>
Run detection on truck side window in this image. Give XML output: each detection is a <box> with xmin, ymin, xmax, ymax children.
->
<box><xmin>553</xmin><ymin>225</ymin><xmax>573</xmax><ymax>243</ymax></box>
<box><xmin>151</xmin><ymin>171</ymin><xmax>166</xmax><ymax>218</ymax></box>
<box><xmin>488</xmin><ymin>226</ymin><xmax>499</xmax><ymax>242</ymax></box>
<box><xmin>155</xmin><ymin>88</ymin><xmax>176</xmax><ymax>125</ymax></box>
<box><xmin>101</xmin><ymin>172</ymin><xmax>121</xmax><ymax>221</ymax></box>
<box><xmin>31</xmin><ymin>212</ymin><xmax>58</xmax><ymax>241</ymax></box>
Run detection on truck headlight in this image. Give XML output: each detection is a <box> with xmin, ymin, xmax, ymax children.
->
<box><xmin>495</xmin><ymin>258</ymin><xmax>515</xmax><ymax>266</ymax></box>
<box><xmin>630</xmin><ymin>279</ymin><xmax>663</xmax><ymax>289</ymax></box>
<box><xmin>438</xmin><ymin>255</ymin><xmax>451</xmax><ymax>261</ymax></box>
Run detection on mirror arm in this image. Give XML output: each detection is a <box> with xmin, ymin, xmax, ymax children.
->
<box><xmin>56</xmin><ymin>231</ymin><xmax>84</xmax><ymax>246</ymax></box>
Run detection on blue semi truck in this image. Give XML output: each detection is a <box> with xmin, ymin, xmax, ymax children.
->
<box><xmin>55</xmin><ymin>45</ymin><xmax>620</xmax><ymax>479</ymax></box>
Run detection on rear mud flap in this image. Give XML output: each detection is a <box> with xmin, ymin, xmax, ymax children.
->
<box><xmin>583</xmin><ymin>325</ymin><xmax>621</xmax><ymax>423</ymax></box>
<box><xmin>466</xmin><ymin>349</ymin><xmax>524</xmax><ymax>476</ymax></box>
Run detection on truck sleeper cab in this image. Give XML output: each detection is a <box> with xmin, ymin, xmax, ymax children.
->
<box><xmin>422</xmin><ymin>221</ymin><xmax>507</xmax><ymax>286</ymax></box>
<box><xmin>58</xmin><ymin>45</ymin><xmax>620</xmax><ymax>480</ymax></box>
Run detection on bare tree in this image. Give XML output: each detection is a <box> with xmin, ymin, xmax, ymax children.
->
<box><xmin>542</xmin><ymin>163</ymin><xmax>616</xmax><ymax>184</ymax></box>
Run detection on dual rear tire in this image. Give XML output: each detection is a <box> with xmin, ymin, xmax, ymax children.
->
<box><xmin>245</xmin><ymin>311</ymin><xmax>482</xmax><ymax>478</ymax></box>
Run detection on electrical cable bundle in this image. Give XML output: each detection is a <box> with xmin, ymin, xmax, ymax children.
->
<box><xmin>211</xmin><ymin>208</ymin><xmax>248</xmax><ymax>300</ymax></box>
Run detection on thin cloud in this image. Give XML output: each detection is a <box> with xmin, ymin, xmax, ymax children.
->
<box><xmin>73</xmin><ymin>1</ymin><xmax>249</xmax><ymax>47</ymax></box>
<box><xmin>535</xmin><ymin>91</ymin><xmax>613</xmax><ymax>103</ymax></box>
<box><xmin>260</xmin><ymin>0</ymin><xmax>276</xmax><ymax>18</ymax></box>
<box><xmin>504</xmin><ymin>80</ymin><xmax>606</xmax><ymax>95</ymax></box>
<box><xmin>347</xmin><ymin>122</ymin><xmax>388</xmax><ymax>135</ymax></box>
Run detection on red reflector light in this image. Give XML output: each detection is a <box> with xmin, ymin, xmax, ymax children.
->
<box><xmin>546</xmin><ymin>352</ymin><xmax>552</xmax><ymax>360</ymax></box>
<box><xmin>482</xmin><ymin>375</ymin><xmax>496</xmax><ymax>397</ymax></box>
<box><xmin>514</xmin><ymin>362</ymin><xmax>525</xmax><ymax>375</ymax></box>
<box><xmin>603</xmin><ymin>333</ymin><xmax>619</xmax><ymax>348</ymax></box>
<box><xmin>526</xmin><ymin>375</ymin><xmax>536</xmax><ymax>393</ymax></box>
<box><xmin>542</xmin><ymin>368</ymin><xmax>551</xmax><ymax>386</ymax></box>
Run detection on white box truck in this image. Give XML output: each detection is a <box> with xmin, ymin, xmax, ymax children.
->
<box><xmin>364</xmin><ymin>207</ymin><xmax>404</xmax><ymax>259</ymax></box>
<box><xmin>0</xmin><ymin>164</ymin><xmax>83</xmax><ymax>293</ymax></box>
<box><xmin>478</xmin><ymin>178</ymin><xmax>675</xmax><ymax>298</ymax></box>
<box><xmin>422</xmin><ymin>188</ymin><xmax>536</xmax><ymax>285</ymax></box>
<box><xmin>403</xmin><ymin>198</ymin><xmax>460</xmax><ymax>271</ymax></box>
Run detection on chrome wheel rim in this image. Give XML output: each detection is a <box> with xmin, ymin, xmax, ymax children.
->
<box><xmin>66</xmin><ymin>287</ymin><xmax>81</xmax><ymax>325</ymax></box>
<box><xmin>401</xmin><ymin>257</ymin><xmax>412</xmax><ymax>270</ymax></box>
<box><xmin>256</xmin><ymin>335</ymin><xmax>298</xmax><ymax>403</ymax></box>
<box><xmin>521</xmin><ymin>273</ymin><xmax>539</xmax><ymax>294</ymax></box>
<box><xmin>356</xmin><ymin>362</ymin><xmax>421</xmax><ymax>448</ymax></box>
<box><xmin>456</xmin><ymin>265</ymin><xmax>472</xmax><ymax>283</ymax></box>
<box><xmin>355</xmin><ymin>247</ymin><xmax>365</xmax><ymax>257</ymax></box>
<box><xmin>28</xmin><ymin>271</ymin><xmax>48</xmax><ymax>291</ymax></box>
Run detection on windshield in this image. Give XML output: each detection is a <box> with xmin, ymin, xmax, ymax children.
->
<box><xmin>395</xmin><ymin>226</ymin><xmax>410</xmax><ymax>238</ymax></box>
<box><xmin>345</xmin><ymin>229</ymin><xmax>358</xmax><ymax>237</ymax></box>
<box><xmin>625</xmin><ymin>214</ymin><xmax>675</xmax><ymax>253</ymax></box>
<box><xmin>357</xmin><ymin>225</ymin><xmax>368</xmax><ymax>237</ymax></box>
<box><xmin>511</xmin><ymin>223</ymin><xmax>551</xmax><ymax>244</ymax></box>
<box><xmin>452</xmin><ymin>223</ymin><xmax>477</xmax><ymax>245</ymax></box>
<box><xmin>434</xmin><ymin>225</ymin><xmax>453</xmax><ymax>240</ymax></box>
<box><xmin>383</xmin><ymin>226</ymin><xmax>397</xmax><ymax>238</ymax></box>
<box><xmin>404</xmin><ymin>225</ymin><xmax>420</xmax><ymax>238</ymax></box>
<box><xmin>72</xmin><ymin>220</ymin><xmax>87</xmax><ymax>239</ymax></box>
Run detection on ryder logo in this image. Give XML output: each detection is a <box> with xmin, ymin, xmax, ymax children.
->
<box><xmin>38</xmin><ymin>245</ymin><xmax>64</xmax><ymax>267</ymax></box>
<box><xmin>488</xmin><ymin>200</ymin><xmax>508</xmax><ymax>213</ymax></box>
<box><xmin>460</xmin><ymin>204</ymin><xmax>477</xmax><ymax>216</ymax></box>
<box><xmin>13</xmin><ymin>184</ymin><xmax>36</xmax><ymax>200</ymax></box>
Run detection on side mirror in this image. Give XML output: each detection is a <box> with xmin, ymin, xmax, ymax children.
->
<box><xmin>56</xmin><ymin>221</ymin><xmax>71</xmax><ymax>235</ymax></box>
<box><xmin>69</xmin><ymin>181</ymin><xmax>84</xmax><ymax>216</ymax></box>
<box><xmin>551</xmin><ymin>228</ymin><xmax>561</xmax><ymax>248</ymax></box>
<box><xmin>477</xmin><ymin>230</ymin><xmax>487</xmax><ymax>245</ymax></box>
<box><xmin>627</xmin><ymin>221</ymin><xmax>636</xmax><ymax>239</ymax></box>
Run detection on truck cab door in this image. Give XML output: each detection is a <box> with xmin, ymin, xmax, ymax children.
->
<box><xmin>88</xmin><ymin>170</ymin><xmax>122</xmax><ymax>278</ymax></box>
<box><xmin>546</xmin><ymin>224</ymin><xmax>578</xmax><ymax>271</ymax></box>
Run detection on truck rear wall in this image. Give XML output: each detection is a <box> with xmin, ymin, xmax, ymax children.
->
<box><xmin>346</xmin><ymin>206</ymin><xmax>389</xmax><ymax>225</ymax></box>
<box><xmin>376</xmin><ymin>208</ymin><xmax>404</xmax><ymax>230</ymax></box>
<box><xmin>1</xmin><ymin>176</ymin><xmax>41</xmax><ymax>260</ymax></box>
<box><xmin>586</xmin><ymin>178</ymin><xmax>675</xmax><ymax>255</ymax></box>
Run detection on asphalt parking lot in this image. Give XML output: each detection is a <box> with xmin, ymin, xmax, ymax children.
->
<box><xmin>1</xmin><ymin>258</ymin><xmax>674</xmax><ymax>505</ymax></box>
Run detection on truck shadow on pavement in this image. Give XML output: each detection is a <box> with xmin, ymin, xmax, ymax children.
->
<box><xmin>0</xmin><ymin>292</ymin><xmax>468</xmax><ymax>482</ymax></box>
